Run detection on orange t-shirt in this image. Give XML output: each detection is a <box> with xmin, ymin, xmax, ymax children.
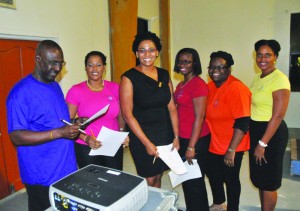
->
<box><xmin>206</xmin><ymin>75</ymin><xmax>251</xmax><ymax>155</ymax></box>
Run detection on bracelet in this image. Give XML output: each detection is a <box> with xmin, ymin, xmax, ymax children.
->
<box><xmin>174</xmin><ymin>136</ymin><xmax>179</xmax><ymax>139</ymax></box>
<box><xmin>258</xmin><ymin>140</ymin><xmax>268</xmax><ymax>147</ymax></box>
<box><xmin>83</xmin><ymin>135</ymin><xmax>88</xmax><ymax>143</ymax></box>
<box><xmin>228</xmin><ymin>148</ymin><xmax>235</xmax><ymax>152</ymax></box>
<box><xmin>50</xmin><ymin>130</ymin><xmax>54</xmax><ymax>140</ymax></box>
<box><xmin>187</xmin><ymin>147</ymin><xmax>195</xmax><ymax>151</ymax></box>
<box><xmin>119</xmin><ymin>128</ymin><xmax>125</xmax><ymax>131</ymax></box>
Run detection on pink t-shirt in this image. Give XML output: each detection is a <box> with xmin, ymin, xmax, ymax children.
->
<box><xmin>174</xmin><ymin>76</ymin><xmax>210</xmax><ymax>139</ymax></box>
<box><xmin>66</xmin><ymin>80</ymin><xmax>120</xmax><ymax>145</ymax></box>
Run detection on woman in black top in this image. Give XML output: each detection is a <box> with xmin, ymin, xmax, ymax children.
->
<box><xmin>120</xmin><ymin>32</ymin><xmax>179</xmax><ymax>187</ymax></box>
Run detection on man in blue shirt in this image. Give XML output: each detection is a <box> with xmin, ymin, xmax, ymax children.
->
<box><xmin>6</xmin><ymin>40</ymin><xmax>81</xmax><ymax>211</ymax></box>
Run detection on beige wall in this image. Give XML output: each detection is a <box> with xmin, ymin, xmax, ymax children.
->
<box><xmin>170</xmin><ymin>0</ymin><xmax>300</xmax><ymax>128</ymax></box>
<box><xmin>1</xmin><ymin>0</ymin><xmax>299</xmax><ymax>127</ymax></box>
<box><xmin>0</xmin><ymin>0</ymin><xmax>110</xmax><ymax>93</ymax></box>
<box><xmin>0</xmin><ymin>0</ymin><xmax>158</xmax><ymax>89</ymax></box>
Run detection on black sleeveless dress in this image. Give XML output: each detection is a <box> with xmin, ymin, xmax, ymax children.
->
<box><xmin>122</xmin><ymin>67</ymin><xmax>174</xmax><ymax>177</ymax></box>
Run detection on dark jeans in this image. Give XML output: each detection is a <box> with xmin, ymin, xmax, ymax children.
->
<box><xmin>75</xmin><ymin>142</ymin><xmax>124</xmax><ymax>170</ymax></box>
<box><xmin>206</xmin><ymin>151</ymin><xmax>244</xmax><ymax>211</ymax></box>
<box><xmin>178</xmin><ymin>134</ymin><xmax>210</xmax><ymax>211</ymax></box>
<box><xmin>25</xmin><ymin>184</ymin><xmax>50</xmax><ymax>211</ymax></box>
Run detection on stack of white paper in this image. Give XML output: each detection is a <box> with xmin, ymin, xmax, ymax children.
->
<box><xmin>156</xmin><ymin>144</ymin><xmax>187</xmax><ymax>175</ymax></box>
<box><xmin>80</xmin><ymin>104</ymin><xmax>110</xmax><ymax>126</ymax></box>
<box><xmin>89</xmin><ymin>126</ymin><xmax>129</xmax><ymax>157</ymax></box>
<box><xmin>168</xmin><ymin>159</ymin><xmax>202</xmax><ymax>188</ymax></box>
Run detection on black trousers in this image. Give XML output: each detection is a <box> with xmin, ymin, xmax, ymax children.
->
<box><xmin>178</xmin><ymin>134</ymin><xmax>210</xmax><ymax>211</ymax></box>
<box><xmin>25</xmin><ymin>184</ymin><xmax>50</xmax><ymax>211</ymax></box>
<box><xmin>206</xmin><ymin>151</ymin><xmax>244</xmax><ymax>211</ymax></box>
<box><xmin>75</xmin><ymin>142</ymin><xmax>123</xmax><ymax>170</ymax></box>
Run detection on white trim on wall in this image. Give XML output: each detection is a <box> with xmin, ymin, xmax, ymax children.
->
<box><xmin>0</xmin><ymin>33</ymin><xmax>57</xmax><ymax>42</ymax></box>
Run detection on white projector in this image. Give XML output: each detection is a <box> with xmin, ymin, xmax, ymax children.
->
<box><xmin>49</xmin><ymin>164</ymin><xmax>148</xmax><ymax>211</ymax></box>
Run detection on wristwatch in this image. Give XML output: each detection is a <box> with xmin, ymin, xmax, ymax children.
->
<box><xmin>258</xmin><ymin>140</ymin><xmax>268</xmax><ymax>147</ymax></box>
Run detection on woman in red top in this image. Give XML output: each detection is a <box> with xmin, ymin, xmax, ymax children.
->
<box><xmin>205</xmin><ymin>51</ymin><xmax>251</xmax><ymax>211</ymax></box>
<box><xmin>174</xmin><ymin>48</ymin><xmax>210</xmax><ymax>211</ymax></box>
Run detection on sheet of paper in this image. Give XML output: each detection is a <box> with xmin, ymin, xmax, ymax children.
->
<box><xmin>89</xmin><ymin>126</ymin><xmax>129</xmax><ymax>157</ymax></box>
<box><xmin>156</xmin><ymin>144</ymin><xmax>187</xmax><ymax>175</ymax></box>
<box><xmin>168</xmin><ymin>159</ymin><xmax>202</xmax><ymax>188</ymax></box>
<box><xmin>81</xmin><ymin>104</ymin><xmax>110</xmax><ymax>126</ymax></box>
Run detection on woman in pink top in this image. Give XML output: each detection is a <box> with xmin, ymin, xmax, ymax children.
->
<box><xmin>66</xmin><ymin>51</ymin><xmax>126</xmax><ymax>170</ymax></box>
<box><xmin>174</xmin><ymin>48</ymin><xmax>210</xmax><ymax>211</ymax></box>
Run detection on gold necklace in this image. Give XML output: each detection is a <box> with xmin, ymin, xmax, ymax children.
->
<box><xmin>180</xmin><ymin>76</ymin><xmax>195</xmax><ymax>89</ymax></box>
<box><xmin>86</xmin><ymin>80</ymin><xmax>104</xmax><ymax>91</ymax></box>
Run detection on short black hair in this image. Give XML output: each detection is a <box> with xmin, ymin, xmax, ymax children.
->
<box><xmin>84</xmin><ymin>51</ymin><xmax>107</xmax><ymax>66</ymax></box>
<box><xmin>173</xmin><ymin>48</ymin><xmax>202</xmax><ymax>75</ymax></box>
<box><xmin>36</xmin><ymin>40</ymin><xmax>63</xmax><ymax>57</ymax></box>
<box><xmin>254</xmin><ymin>39</ymin><xmax>281</xmax><ymax>57</ymax></box>
<box><xmin>132</xmin><ymin>31</ymin><xmax>162</xmax><ymax>53</ymax></box>
<box><xmin>209</xmin><ymin>51</ymin><xmax>234</xmax><ymax>67</ymax></box>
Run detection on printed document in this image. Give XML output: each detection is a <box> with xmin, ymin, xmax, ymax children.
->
<box><xmin>157</xmin><ymin>143</ymin><xmax>187</xmax><ymax>175</ymax></box>
<box><xmin>89</xmin><ymin>126</ymin><xmax>129</xmax><ymax>157</ymax></box>
<box><xmin>168</xmin><ymin>159</ymin><xmax>202</xmax><ymax>188</ymax></box>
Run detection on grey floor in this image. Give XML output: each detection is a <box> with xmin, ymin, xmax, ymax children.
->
<box><xmin>1</xmin><ymin>141</ymin><xmax>300</xmax><ymax>210</ymax></box>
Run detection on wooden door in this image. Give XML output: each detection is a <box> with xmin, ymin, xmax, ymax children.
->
<box><xmin>108</xmin><ymin>0</ymin><xmax>138</xmax><ymax>83</ymax></box>
<box><xmin>108</xmin><ymin>0</ymin><xmax>170</xmax><ymax>83</ymax></box>
<box><xmin>159</xmin><ymin>0</ymin><xmax>170</xmax><ymax>71</ymax></box>
<box><xmin>0</xmin><ymin>39</ymin><xmax>38</xmax><ymax>199</ymax></box>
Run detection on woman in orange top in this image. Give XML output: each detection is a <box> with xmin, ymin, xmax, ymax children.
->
<box><xmin>205</xmin><ymin>51</ymin><xmax>251</xmax><ymax>211</ymax></box>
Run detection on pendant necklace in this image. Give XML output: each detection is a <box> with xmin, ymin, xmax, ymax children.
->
<box><xmin>180</xmin><ymin>76</ymin><xmax>195</xmax><ymax>89</ymax></box>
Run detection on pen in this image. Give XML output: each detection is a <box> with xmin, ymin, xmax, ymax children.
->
<box><xmin>153</xmin><ymin>150</ymin><xmax>158</xmax><ymax>164</ymax></box>
<box><xmin>60</xmin><ymin>119</ymin><xmax>87</xmax><ymax>134</ymax></box>
<box><xmin>90</xmin><ymin>129</ymin><xmax>96</xmax><ymax>140</ymax></box>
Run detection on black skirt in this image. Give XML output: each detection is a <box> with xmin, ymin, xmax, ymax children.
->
<box><xmin>249</xmin><ymin>120</ymin><xmax>288</xmax><ymax>191</ymax></box>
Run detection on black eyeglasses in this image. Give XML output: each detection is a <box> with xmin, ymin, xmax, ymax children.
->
<box><xmin>207</xmin><ymin>65</ymin><xmax>227</xmax><ymax>71</ymax></box>
<box><xmin>178</xmin><ymin>60</ymin><xmax>193</xmax><ymax>65</ymax></box>
<box><xmin>40</xmin><ymin>56</ymin><xmax>66</xmax><ymax>67</ymax></box>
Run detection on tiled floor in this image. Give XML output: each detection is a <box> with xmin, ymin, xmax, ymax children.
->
<box><xmin>1</xmin><ymin>139</ymin><xmax>300</xmax><ymax>210</ymax></box>
<box><xmin>123</xmin><ymin>147</ymin><xmax>300</xmax><ymax>211</ymax></box>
